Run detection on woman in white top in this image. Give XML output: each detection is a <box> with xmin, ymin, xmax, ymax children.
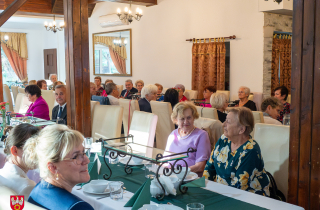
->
<box><xmin>0</xmin><ymin>124</ymin><xmax>40</xmax><ymax>199</ymax></box>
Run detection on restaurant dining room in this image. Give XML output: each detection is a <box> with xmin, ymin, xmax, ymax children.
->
<box><xmin>0</xmin><ymin>0</ymin><xmax>319</xmax><ymax>209</ymax></box>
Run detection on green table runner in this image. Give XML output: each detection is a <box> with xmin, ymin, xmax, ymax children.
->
<box><xmin>91</xmin><ymin>155</ymin><xmax>267</xmax><ymax>210</ymax></box>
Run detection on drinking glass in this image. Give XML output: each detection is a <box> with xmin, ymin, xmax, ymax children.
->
<box><xmin>145</xmin><ymin>163</ymin><xmax>156</xmax><ymax>179</ymax></box>
<box><xmin>85</xmin><ymin>137</ymin><xmax>93</xmax><ymax>148</ymax></box>
<box><xmin>110</xmin><ymin>182</ymin><xmax>123</xmax><ymax>200</ymax></box>
<box><xmin>283</xmin><ymin>114</ymin><xmax>290</xmax><ymax>125</ymax></box>
<box><xmin>186</xmin><ymin>203</ymin><xmax>204</xmax><ymax>210</ymax></box>
<box><xmin>109</xmin><ymin>151</ymin><xmax>119</xmax><ymax>164</ymax></box>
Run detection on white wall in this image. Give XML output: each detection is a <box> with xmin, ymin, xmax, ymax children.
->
<box><xmin>89</xmin><ymin>0</ymin><xmax>264</xmax><ymax>100</ymax></box>
<box><xmin>1</xmin><ymin>19</ymin><xmax>65</xmax><ymax>82</ymax></box>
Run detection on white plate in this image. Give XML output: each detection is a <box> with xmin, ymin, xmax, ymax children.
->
<box><xmin>139</xmin><ymin>204</ymin><xmax>183</xmax><ymax>210</ymax></box>
<box><xmin>82</xmin><ymin>183</ymin><xmax>110</xmax><ymax>195</ymax></box>
<box><xmin>119</xmin><ymin>157</ymin><xmax>150</xmax><ymax>166</ymax></box>
<box><xmin>184</xmin><ymin>172</ymin><xmax>198</xmax><ymax>182</ymax></box>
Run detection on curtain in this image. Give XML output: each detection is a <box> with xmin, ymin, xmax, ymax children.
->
<box><xmin>94</xmin><ymin>36</ymin><xmax>127</xmax><ymax>60</ymax></box>
<box><xmin>271</xmin><ymin>37</ymin><xmax>291</xmax><ymax>94</ymax></box>
<box><xmin>192</xmin><ymin>39</ymin><xmax>226</xmax><ymax>99</ymax></box>
<box><xmin>109</xmin><ymin>48</ymin><xmax>126</xmax><ymax>74</ymax></box>
<box><xmin>0</xmin><ymin>32</ymin><xmax>28</xmax><ymax>81</ymax></box>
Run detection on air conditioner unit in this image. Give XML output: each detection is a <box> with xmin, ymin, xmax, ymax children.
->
<box><xmin>99</xmin><ymin>14</ymin><xmax>129</xmax><ymax>28</ymax></box>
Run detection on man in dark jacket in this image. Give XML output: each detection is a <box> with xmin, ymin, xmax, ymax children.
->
<box><xmin>52</xmin><ymin>85</ymin><xmax>67</xmax><ymax>125</ymax></box>
<box><xmin>120</xmin><ymin>79</ymin><xmax>138</xmax><ymax>99</ymax></box>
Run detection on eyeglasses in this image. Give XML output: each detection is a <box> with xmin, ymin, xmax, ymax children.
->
<box><xmin>63</xmin><ymin>152</ymin><xmax>87</xmax><ymax>165</ymax></box>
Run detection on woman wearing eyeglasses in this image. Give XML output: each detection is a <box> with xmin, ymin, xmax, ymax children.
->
<box><xmin>23</xmin><ymin>124</ymin><xmax>94</xmax><ymax>210</ymax></box>
<box><xmin>0</xmin><ymin>124</ymin><xmax>40</xmax><ymax>199</ymax></box>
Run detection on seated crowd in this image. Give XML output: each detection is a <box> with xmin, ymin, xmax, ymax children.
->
<box><xmin>1</xmin><ymin>75</ymin><xmax>292</xmax><ymax>208</ymax></box>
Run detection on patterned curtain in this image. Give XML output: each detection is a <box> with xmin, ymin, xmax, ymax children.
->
<box><xmin>192</xmin><ymin>39</ymin><xmax>226</xmax><ymax>99</ymax></box>
<box><xmin>271</xmin><ymin>37</ymin><xmax>291</xmax><ymax>94</ymax></box>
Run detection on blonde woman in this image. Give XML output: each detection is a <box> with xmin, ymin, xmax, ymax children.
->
<box><xmin>203</xmin><ymin>107</ymin><xmax>270</xmax><ymax>196</ymax></box>
<box><xmin>135</xmin><ymin>80</ymin><xmax>144</xmax><ymax>95</ymax></box>
<box><xmin>210</xmin><ymin>92</ymin><xmax>229</xmax><ymax>123</ymax></box>
<box><xmin>23</xmin><ymin>124</ymin><xmax>93</xmax><ymax>210</ymax></box>
<box><xmin>165</xmin><ymin>102</ymin><xmax>211</xmax><ymax>176</ymax></box>
<box><xmin>0</xmin><ymin>124</ymin><xmax>40</xmax><ymax>199</ymax></box>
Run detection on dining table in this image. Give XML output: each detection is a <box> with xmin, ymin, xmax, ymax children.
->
<box><xmin>0</xmin><ymin>147</ymin><xmax>303</xmax><ymax>210</ymax></box>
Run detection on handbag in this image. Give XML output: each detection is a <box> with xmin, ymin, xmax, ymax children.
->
<box><xmin>266</xmin><ymin>171</ymin><xmax>286</xmax><ymax>202</ymax></box>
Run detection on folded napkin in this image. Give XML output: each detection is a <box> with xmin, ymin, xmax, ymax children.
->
<box><xmin>182</xmin><ymin>176</ymin><xmax>206</xmax><ymax>188</ymax></box>
<box><xmin>124</xmin><ymin>178</ymin><xmax>151</xmax><ymax>210</ymax></box>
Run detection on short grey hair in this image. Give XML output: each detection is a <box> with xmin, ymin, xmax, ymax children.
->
<box><xmin>210</xmin><ymin>92</ymin><xmax>228</xmax><ymax>109</ymax></box>
<box><xmin>239</xmin><ymin>86</ymin><xmax>250</xmax><ymax>96</ymax></box>
<box><xmin>55</xmin><ymin>84</ymin><xmax>66</xmax><ymax>91</ymax></box>
<box><xmin>105</xmin><ymin>82</ymin><xmax>117</xmax><ymax>95</ymax></box>
<box><xmin>174</xmin><ymin>84</ymin><xmax>185</xmax><ymax>93</ymax></box>
<box><xmin>125</xmin><ymin>79</ymin><xmax>133</xmax><ymax>84</ymax></box>
<box><xmin>49</xmin><ymin>74</ymin><xmax>57</xmax><ymax>80</ymax></box>
<box><xmin>141</xmin><ymin>84</ymin><xmax>158</xmax><ymax>98</ymax></box>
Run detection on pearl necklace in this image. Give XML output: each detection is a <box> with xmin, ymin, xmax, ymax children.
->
<box><xmin>179</xmin><ymin>126</ymin><xmax>196</xmax><ymax>139</ymax></box>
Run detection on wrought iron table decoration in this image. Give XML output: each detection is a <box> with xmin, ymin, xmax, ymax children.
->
<box><xmin>96</xmin><ymin>136</ymin><xmax>197</xmax><ymax>200</ymax></box>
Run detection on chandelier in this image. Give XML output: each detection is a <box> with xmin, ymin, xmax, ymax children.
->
<box><xmin>116</xmin><ymin>1</ymin><xmax>143</xmax><ymax>24</ymax></box>
<box><xmin>44</xmin><ymin>15</ymin><xmax>65</xmax><ymax>33</ymax></box>
<box><xmin>113</xmin><ymin>32</ymin><xmax>127</xmax><ymax>47</ymax></box>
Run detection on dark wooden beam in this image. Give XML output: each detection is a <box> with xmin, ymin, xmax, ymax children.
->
<box><xmin>64</xmin><ymin>0</ymin><xmax>91</xmax><ymax>136</ymax></box>
<box><xmin>0</xmin><ymin>0</ymin><xmax>52</xmax><ymax>14</ymax></box>
<box><xmin>88</xmin><ymin>0</ymin><xmax>157</xmax><ymax>6</ymax></box>
<box><xmin>288</xmin><ymin>0</ymin><xmax>320</xmax><ymax>209</ymax></box>
<box><xmin>0</xmin><ymin>0</ymin><xmax>28</xmax><ymax>27</ymax></box>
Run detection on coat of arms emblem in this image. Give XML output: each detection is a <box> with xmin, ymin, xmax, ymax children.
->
<box><xmin>10</xmin><ymin>195</ymin><xmax>24</xmax><ymax>210</ymax></box>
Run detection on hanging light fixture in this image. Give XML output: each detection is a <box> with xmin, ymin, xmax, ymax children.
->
<box><xmin>116</xmin><ymin>1</ymin><xmax>143</xmax><ymax>24</ymax></box>
<box><xmin>113</xmin><ymin>32</ymin><xmax>127</xmax><ymax>47</ymax></box>
<box><xmin>44</xmin><ymin>15</ymin><xmax>65</xmax><ymax>33</ymax></box>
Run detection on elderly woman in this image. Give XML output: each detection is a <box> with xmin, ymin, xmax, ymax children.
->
<box><xmin>174</xmin><ymin>84</ymin><xmax>188</xmax><ymax>102</ymax></box>
<box><xmin>135</xmin><ymin>80</ymin><xmax>144</xmax><ymax>95</ymax></box>
<box><xmin>155</xmin><ymin>83</ymin><xmax>164</xmax><ymax>101</ymax></box>
<box><xmin>165</xmin><ymin>102</ymin><xmax>211</xmax><ymax>176</ymax></box>
<box><xmin>210</xmin><ymin>92</ymin><xmax>228</xmax><ymax>123</ymax></box>
<box><xmin>235</xmin><ymin>86</ymin><xmax>256</xmax><ymax>111</ymax></box>
<box><xmin>52</xmin><ymin>81</ymin><xmax>64</xmax><ymax>91</ymax></box>
<box><xmin>37</xmin><ymin>80</ymin><xmax>47</xmax><ymax>90</ymax></box>
<box><xmin>24</xmin><ymin>85</ymin><xmax>50</xmax><ymax>120</ymax></box>
<box><xmin>274</xmin><ymin>86</ymin><xmax>290</xmax><ymax>123</ymax></box>
<box><xmin>48</xmin><ymin>74</ymin><xmax>57</xmax><ymax>90</ymax></box>
<box><xmin>0</xmin><ymin>124</ymin><xmax>40</xmax><ymax>199</ymax></box>
<box><xmin>164</xmin><ymin>88</ymin><xmax>179</xmax><ymax>110</ymax></box>
<box><xmin>24</xmin><ymin>124</ymin><xmax>94</xmax><ymax>210</ymax></box>
<box><xmin>90</xmin><ymin>82</ymin><xmax>97</xmax><ymax>98</ymax></box>
<box><xmin>201</xmin><ymin>86</ymin><xmax>216</xmax><ymax>107</ymax></box>
<box><xmin>138</xmin><ymin>84</ymin><xmax>158</xmax><ymax>113</ymax></box>
<box><xmin>203</xmin><ymin>107</ymin><xmax>270</xmax><ymax>196</ymax></box>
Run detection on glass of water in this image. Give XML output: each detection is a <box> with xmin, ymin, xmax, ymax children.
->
<box><xmin>186</xmin><ymin>203</ymin><xmax>204</xmax><ymax>210</ymax></box>
<box><xmin>283</xmin><ymin>114</ymin><xmax>290</xmax><ymax>125</ymax></box>
<box><xmin>110</xmin><ymin>182</ymin><xmax>123</xmax><ymax>200</ymax></box>
<box><xmin>85</xmin><ymin>137</ymin><xmax>93</xmax><ymax>148</ymax></box>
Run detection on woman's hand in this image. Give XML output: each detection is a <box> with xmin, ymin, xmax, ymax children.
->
<box><xmin>189</xmin><ymin>161</ymin><xmax>207</xmax><ymax>173</ymax></box>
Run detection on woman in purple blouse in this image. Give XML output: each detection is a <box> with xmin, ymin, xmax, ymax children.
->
<box><xmin>23</xmin><ymin>85</ymin><xmax>50</xmax><ymax>120</ymax></box>
<box><xmin>165</xmin><ymin>102</ymin><xmax>211</xmax><ymax>176</ymax></box>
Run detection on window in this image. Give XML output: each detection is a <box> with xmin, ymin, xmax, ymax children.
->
<box><xmin>1</xmin><ymin>47</ymin><xmax>20</xmax><ymax>87</ymax></box>
<box><xmin>94</xmin><ymin>47</ymin><xmax>117</xmax><ymax>74</ymax></box>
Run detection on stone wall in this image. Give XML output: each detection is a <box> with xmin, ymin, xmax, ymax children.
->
<box><xmin>263</xmin><ymin>13</ymin><xmax>292</xmax><ymax>97</ymax></box>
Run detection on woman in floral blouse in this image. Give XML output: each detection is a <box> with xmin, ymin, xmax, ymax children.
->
<box><xmin>274</xmin><ymin>86</ymin><xmax>290</xmax><ymax>123</ymax></box>
<box><xmin>203</xmin><ymin>107</ymin><xmax>270</xmax><ymax>196</ymax></box>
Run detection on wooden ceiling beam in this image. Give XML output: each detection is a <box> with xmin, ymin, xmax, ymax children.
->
<box><xmin>0</xmin><ymin>0</ymin><xmax>28</xmax><ymax>27</ymax></box>
<box><xmin>88</xmin><ymin>0</ymin><xmax>157</xmax><ymax>6</ymax></box>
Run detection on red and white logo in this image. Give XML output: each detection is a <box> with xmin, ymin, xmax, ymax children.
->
<box><xmin>10</xmin><ymin>195</ymin><xmax>24</xmax><ymax>210</ymax></box>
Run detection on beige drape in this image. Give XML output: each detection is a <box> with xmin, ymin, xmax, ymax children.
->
<box><xmin>94</xmin><ymin>36</ymin><xmax>127</xmax><ymax>60</ymax></box>
<box><xmin>0</xmin><ymin>32</ymin><xmax>28</xmax><ymax>81</ymax></box>
<box><xmin>0</xmin><ymin>32</ymin><xmax>28</xmax><ymax>59</ymax></box>
<box><xmin>192</xmin><ymin>39</ymin><xmax>226</xmax><ymax>99</ymax></box>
